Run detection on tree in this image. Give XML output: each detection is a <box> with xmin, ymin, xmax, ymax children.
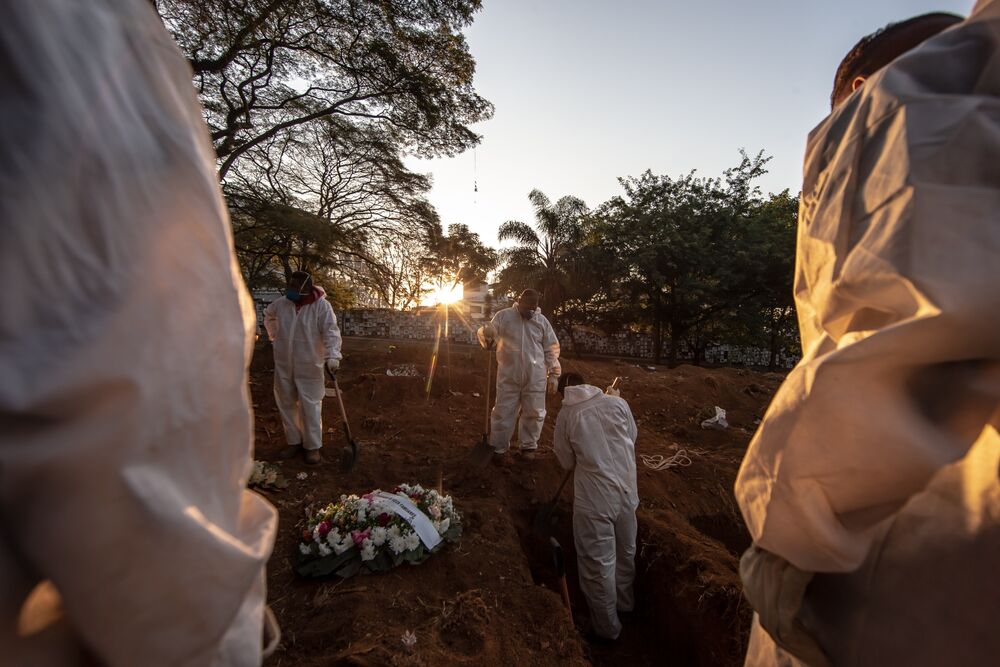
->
<box><xmin>596</xmin><ymin>151</ymin><xmax>773</xmax><ymax>364</ymax></box>
<box><xmin>226</xmin><ymin>117</ymin><xmax>439</xmax><ymax>293</ymax></box>
<box><xmin>496</xmin><ymin>189</ymin><xmax>587</xmax><ymax>323</ymax></box>
<box><xmin>421</xmin><ymin>223</ymin><xmax>497</xmax><ymax>293</ymax></box>
<box><xmin>228</xmin><ymin>192</ymin><xmax>341</xmax><ymax>290</ymax></box>
<box><xmin>358</xmin><ymin>230</ymin><xmax>431</xmax><ymax>310</ymax></box>
<box><xmin>740</xmin><ymin>190</ymin><xmax>799</xmax><ymax>369</ymax></box>
<box><xmin>157</xmin><ymin>0</ymin><xmax>493</xmax><ymax>178</ymax></box>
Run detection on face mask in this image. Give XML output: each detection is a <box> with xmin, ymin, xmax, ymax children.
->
<box><xmin>286</xmin><ymin>288</ymin><xmax>302</xmax><ymax>302</ymax></box>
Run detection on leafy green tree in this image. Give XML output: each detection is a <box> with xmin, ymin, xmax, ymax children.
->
<box><xmin>740</xmin><ymin>190</ymin><xmax>799</xmax><ymax>369</ymax></box>
<box><xmin>596</xmin><ymin>151</ymin><xmax>772</xmax><ymax>364</ymax></box>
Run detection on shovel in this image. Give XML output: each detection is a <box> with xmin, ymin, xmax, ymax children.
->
<box><xmin>550</xmin><ymin>537</ymin><xmax>573</xmax><ymax>623</ymax></box>
<box><xmin>326</xmin><ymin>368</ymin><xmax>359</xmax><ymax>473</ymax></box>
<box><xmin>468</xmin><ymin>345</ymin><xmax>495</xmax><ymax>469</ymax></box>
<box><xmin>532</xmin><ymin>469</ymin><xmax>573</xmax><ymax>537</ymax></box>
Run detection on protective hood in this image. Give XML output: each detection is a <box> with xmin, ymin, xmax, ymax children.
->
<box><xmin>293</xmin><ymin>285</ymin><xmax>326</xmax><ymax>310</ymax></box>
<box><xmin>563</xmin><ymin>384</ymin><xmax>604</xmax><ymax>406</ymax></box>
<box><xmin>735</xmin><ymin>2</ymin><xmax>1000</xmax><ymax>574</ymax></box>
<box><xmin>554</xmin><ymin>390</ymin><xmax>639</xmax><ymax>514</ymax></box>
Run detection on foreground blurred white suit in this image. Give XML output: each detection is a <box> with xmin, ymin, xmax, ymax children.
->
<box><xmin>554</xmin><ymin>384</ymin><xmax>639</xmax><ymax>640</ymax></box>
<box><xmin>0</xmin><ymin>1</ymin><xmax>277</xmax><ymax>665</ymax></box>
<box><xmin>488</xmin><ymin>306</ymin><xmax>561</xmax><ymax>452</ymax></box>
<box><xmin>736</xmin><ymin>1</ymin><xmax>1000</xmax><ymax>664</ymax></box>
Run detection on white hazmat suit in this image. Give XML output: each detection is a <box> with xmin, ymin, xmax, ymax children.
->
<box><xmin>487</xmin><ymin>306</ymin><xmax>561</xmax><ymax>452</ymax></box>
<box><xmin>264</xmin><ymin>288</ymin><xmax>342</xmax><ymax>451</ymax></box>
<box><xmin>736</xmin><ymin>2</ymin><xmax>1000</xmax><ymax>664</ymax></box>
<box><xmin>554</xmin><ymin>385</ymin><xmax>639</xmax><ymax>640</ymax></box>
<box><xmin>0</xmin><ymin>1</ymin><xmax>277</xmax><ymax>664</ymax></box>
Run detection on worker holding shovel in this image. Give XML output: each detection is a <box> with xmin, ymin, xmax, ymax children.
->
<box><xmin>553</xmin><ymin>372</ymin><xmax>639</xmax><ymax>642</ymax></box>
<box><xmin>477</xmin><ymin>289</ymin><xmax>561</xmax><ymax>459</ymax></box>
<box><xmin>264</xmin><ymin>271</ymin><xmax>343</xmax><ymax>465</ymax></box>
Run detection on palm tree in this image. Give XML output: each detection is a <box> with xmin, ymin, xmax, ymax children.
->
<box><xmin>496</xmin><ymin>189</ymin><xmax>587</xmax><ymax>324</ymax></box>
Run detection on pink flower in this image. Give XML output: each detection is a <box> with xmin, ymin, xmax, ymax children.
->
<box><xmin>362</xmin><ymin>493</ymin><xmax>375</xmax><ymax>502</ymax></box>
<box><xmin>317</xmin><ymin>521</ymin><xmax>332</xmax><ymax>537</ymax></box>
<box><xmin>351</xmin><ymin>528</ymin><xmax>371</xmax><ymax>546</ymax></box>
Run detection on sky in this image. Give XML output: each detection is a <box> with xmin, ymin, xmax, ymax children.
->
<box><xmin>406</xmin><ymin>0</ymin><xmax>972</xmax><ymax>246</ymax></box>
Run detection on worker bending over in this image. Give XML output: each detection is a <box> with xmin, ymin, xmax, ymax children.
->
<box><xmin>554</xmin><ymin>372</ymin><xmax>639</xmax><ymax>641</ymax></box>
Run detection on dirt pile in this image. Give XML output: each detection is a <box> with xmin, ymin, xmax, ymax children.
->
<box><xmin>251</xmin><ymin>337</ymin><xmax>783</xmax><ymax>666</ymax></box>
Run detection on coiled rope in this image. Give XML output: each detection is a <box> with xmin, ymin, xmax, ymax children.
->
<box><xmin>640</xmin><ymin>449</ymin><xmax>693</xmax><ymax>471</ymax></box>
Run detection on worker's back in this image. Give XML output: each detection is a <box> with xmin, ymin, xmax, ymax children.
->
<box><xmin>554</xmin><ymin>384</ymin><xmax>639</xmax><ymax>515</ymax></box>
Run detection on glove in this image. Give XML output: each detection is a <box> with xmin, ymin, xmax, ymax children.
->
<box><xmin>477</xmin><ymin>324</ymin><xmax>497</xmax><ymax>349</ymax></box>
<box><xmin>739</xmin><ymin>545</ymin><xmax>829</xmax><ymax>667</ymax></box>
<box><xmin>326</xmin><ymin>358</ymin><xmax>340</xmax><ymax>374</ymax></box>
<box><xmin>547</xmin><ymin>375</ymin><xmax>559</xmax><ymax>395</ymax></box>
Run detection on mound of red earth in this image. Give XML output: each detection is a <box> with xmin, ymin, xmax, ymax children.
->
<box><xmin>251</xmin><ymin>337</ymin><xmax>784</xmax><ymax>666</ymax></box>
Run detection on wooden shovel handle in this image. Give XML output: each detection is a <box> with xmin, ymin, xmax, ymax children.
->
<box><xmin>558</xmin><ymin>576</ymin><xmax>573</xmax><ymax>623</ymax></box>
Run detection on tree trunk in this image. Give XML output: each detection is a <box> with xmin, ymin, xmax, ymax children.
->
<box><xmin>653</xmin><ymin>318</ymin><xmax>663</xmax><ymax>364</ymax></box>
<box><xmin>667</xmin><ymin>284</ymin><xmax>678</xmax><ymax>367</ymax></box>
<box><xmin>668</xmin><ymin>319</ymin><xmax>678</xmax><ymax>367</ymax></box>
<box><xmin>652</xmin><ymin>286</ymin><xmax>663</xmax><ymax>364</ymax></box>
<box><xmin>768</xmin><ymin>325</ymin><xmax>778</xmax><ymax>371</ymax></box>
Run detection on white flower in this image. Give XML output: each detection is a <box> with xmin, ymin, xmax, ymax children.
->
<box><xmin>356</xmin><ymin>507</ymin><xmax>367</xmax><ymax>523</ymax></box>
<box><xmin>429</xmin><ymin>505</ymin><xmax>442</xmax><ymax>519</ymax></box>
<box><xmin>360</xmin><ymin>540</ymin><xmax>376</xmax><ymax>561</ymax></box>
<box><xmin>317</xmin><ymin>542</ymin><xmax>332</xmax><ymax>557</ymax></box>
<box><xmin>401</xmin><ymin>630</ymin><xmax>417</xmax><ymax>652</ymax></box>
<box><xmin>299</xmin><ymin>543</ymin><xmax>312</xmax><ymax>555</ymax></box>
<box><xmin>437</xmin><ymin>518</ymin><xmax>450</xmax><ymax>535</ymax></box>
<box><xmin>370</xmin><ymin>527</ymin><xmax>388</xmax><ymax>547</ymax></box>
<box><xmin>388</xmin><ymin>535</ymin><xmax>407</xmax><ymax>554</ymax></box>
<box><xmin>332</xmin><ymin>535</ymin><xmax>352</xmax><ymax>555</ymax></box>
<box><xmin>387</xmin><ymin>524</ymin><xmax>402</xmax><ymax>539</ymax></box>
<box><xmin>296</xmin><ymin>472</ymin><xmax>308</xmax><ymax>481</ymax></box>
<box><xmin>403</xmin><ymin>532</ymin><xmax>420</xmax><ymax>551</ymax></box>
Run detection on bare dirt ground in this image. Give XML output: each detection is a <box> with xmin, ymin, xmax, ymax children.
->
<box><xmin>251</xmin><ymin>336</ymin><xmax>784</xmax><ymax>666</ymax></box>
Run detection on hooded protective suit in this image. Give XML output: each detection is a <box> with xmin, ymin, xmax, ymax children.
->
<box><xmin>736</xmin><ymin>2</ymin><xmax>1000</xmax><ymax>664</ymax></box>
<box><xmin>264</xmin><ymin>287</ymin><xmax>342</xmax><ymax>451</ymax></box>
<box><xmin>488</xmin><ymin>306</ymin><xmax>561</xmax><ymax>452</ymax></box>
<box><xmin>554</xmin><ymin>385</ymin><xmax>639</xmax><ymax>640</ymax></box>
<box><xmin>0</xmin><ymin>1</ymin><xmax>277</xmax><ymax>665</ymax></box>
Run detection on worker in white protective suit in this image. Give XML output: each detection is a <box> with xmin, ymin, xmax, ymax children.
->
<box><xmin>554</xmin><ymin>372</ymin><xmax>639</xmax><ymax>641</ymax></box>
<box><xmin>478</xmin><ymin>289</ymin><xmax>561</xmax><ymax>456</ymax></box>
<box><xmin>264</xmin><ymin>270</ymin><xmax>343</xmax><ymax>465</ymax></box>
<box><xmin>0</xmin><ymin>1</ymin><xmax>277</xmax><ymax>664</ymax></box>
<box><xmin>736</xmin><ymin>5</ymin><xmax>1000</xmax><ymax>666</ymax></box>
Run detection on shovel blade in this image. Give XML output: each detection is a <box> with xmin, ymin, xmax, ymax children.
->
<box><xmin>340</xmin><ymin>440</ymin><xmax>359</xmax><ymax>473</ymax></box>
<box><xmin>468</xmin><ymin>436</ymin><xmax>494</xmax><ymax>470</ymax></box>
